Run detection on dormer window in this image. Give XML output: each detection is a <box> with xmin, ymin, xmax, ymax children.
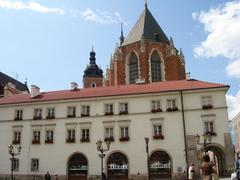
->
<box><xmin>201</xmin><ymin>96</ymin><xmax>213</xmax><ymax>109</ymax></box>
<box><xmin>91</xmin><ymin>82</ymin><xmax>96</xmax><ymax>88</ymax></box>
<box><xmin>154</xmin><ymin>33</ymin><xmax>160</xmax><ymax>41</ymax></box>
<box><xmin>15</xmin><ymin>109</ymin><xmax>23</xmax><ymax>120</ymax></box>
<box><xmin>67</xmin><ymin>106</ymin><xmax>76</xmax><ymax>118</ymax></box>
<box><xmin>33</xmin><ymin>108</ymin><xmax>42</xmax><ymax>120</ymax></box>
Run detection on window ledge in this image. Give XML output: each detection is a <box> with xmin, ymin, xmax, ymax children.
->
<box><xmin>119</xmin><ymin>137</ymin><xmax>130</xmax><ymax>142</ymax></box>
<box><xmin>153</xmin><ymin>135</ymin><xmax>164</xmax><ymax>139</ymax></box>
<box><xmin>202</xmin><ymin>105</ymin><xmax>213</xmax><ymax>109</ymax></box>
<box><xmin>151</xmin><ymin>109</ymin><xmax>162</xmax><ymax>113</ymax></box>
<box><xmin>166</xmin><ymin>107</ymin><xmax>179</xmax><ymax>112</ymax></box>
<box><xmin>104</xmin><ymin>137</ymin><xmax>114</xmax><ymax>142</ymax></box>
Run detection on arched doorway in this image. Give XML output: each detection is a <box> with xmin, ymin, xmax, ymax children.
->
<box><xmin>107</xmin><ymin>152</ymin><xmax>128</xmax><ymax>180</ymax></box>
<box><xmin>150</xmin><ymin>151</ymin><xmax>172</xmax><ymax>179</ymax></box>
<box><xmin>206</xmin><ymin>145</ymin><xmax>226</xmax><ymax>177</ymax></box>
<box><xmin>68</xmin><ymin>153</ymin><xmax>88</xmax><ymax>180</ymax></box>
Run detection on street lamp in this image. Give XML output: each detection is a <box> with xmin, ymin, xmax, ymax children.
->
<box><xmin>96</xmin><ymin>139</ymin><xmax>111</xmax><ymax>180</ymax></box>
<box><xmin>144</xmin><ymin>137</ymin><xmax>150</xmax><ymax>180</ymax></box>
<box><xmin>8</xmin><ymin>144</ymin><xmax>22</xmax><ymax>180</ymax></box>
<box><xmin>195</xmin><ymin>132</ymin><xmax>212</xmax><ymax>153</ymax></box>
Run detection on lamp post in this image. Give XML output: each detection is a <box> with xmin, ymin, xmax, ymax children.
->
<box><xmin>144</xmin><ymin>137</ymin><xmax>150</xmax><ymax>180</ymax></box>
<box><xmin>96</xmin><ymin>139</ymin><xmax>111</xmax><ymax>180</ymax></box>
<box><xmin>8</xmin><ymin>144</ymin><xmax>22</xmax><ymax>180</ymax></box>
<box><xmin>195</xmin><ymin>132</ymin><xmax>212</xmax><ymax>153</ymax></box>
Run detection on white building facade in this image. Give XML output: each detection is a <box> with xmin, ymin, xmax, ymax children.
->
<box><xmin>231</xmin><ymin>112</ymin><xmax>240</xmax><ymax>153</ymax></box>
<box><xmin>0</xmin><ymin>80</ymin><xmax>234</xmax><ymax>180</ymax></box>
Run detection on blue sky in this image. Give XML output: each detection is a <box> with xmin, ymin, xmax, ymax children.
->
<box><xmin>0</xmin><ymin>0</ymin><xmax>240</xmax><ymax>119</ymax></box>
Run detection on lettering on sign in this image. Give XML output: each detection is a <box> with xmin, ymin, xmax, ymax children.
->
<box><xmin>108</xmin><ymin>163</ymin><xmax>128</xmax><ymax>170</ymax></box>
<box><xmin>150</xmin><ymin>161</ymin><xmax>171</xmax><ymax>169</ymax></box>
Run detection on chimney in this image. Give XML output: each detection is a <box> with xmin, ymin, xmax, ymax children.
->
<box><xmin>71</xmin><ymin>82</ymin><xmax>78</xmax><ymax>91</ymax></box>
<box><xmin>31</xmin><ymin>85</ymin><xmax>40</xmax><ymax>98</ymax></box>
<box><xmin>186</xmin><ymin>72</ymin><xmax>191</xmax><ymax>80</ymax></box>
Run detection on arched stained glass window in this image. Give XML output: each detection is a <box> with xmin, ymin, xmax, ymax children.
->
<box><xmin>151</xmin><ymin>51</ymin><xmax>161</xmax><ymax>82</ymax></box>
<box><xmin>129</xmin><ymin>52</ymin><xmax>139</xmax><ymax>84</ymax></box>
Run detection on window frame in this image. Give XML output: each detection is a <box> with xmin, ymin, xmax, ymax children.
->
<box><xmin>33</xmin><ymin>108</ymin><xmax>42</xmax><ymax>120</ymax></box>
<box><xmin>15</xmin><ymin>109</ymin><xmax>23</xmax><ymax>120</ymax></box>
<box><xmin>31</xmin><ymin>158</ymin><xmax>39</xmax><ymax>172</ymax></box>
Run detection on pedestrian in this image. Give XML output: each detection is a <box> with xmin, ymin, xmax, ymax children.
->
<box><xmin>45</xmin><ymin>171</ymin><xmax>51</xmax><ymax>180</ymax></box>
<box><xmin>200</xmin><ymin>154</ymin><xmax>216</xmax><ymax>180</ymax></box>
<box><xmin>235</xmin><ymin>153</ymin><xmax>240</xmax><ymax>180</ymax></box>
<box><xmin>188</xmin><ymin>163</ymin><xmax>195</xmax><ymax>180</ymax></box>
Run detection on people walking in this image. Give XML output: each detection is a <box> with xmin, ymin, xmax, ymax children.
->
<box><xmin>200</xmin><ymin>154</ymin><xmax>216</xmax><ymax>180</ymax></box>
<box><xmin>45</xmin><ymin>171</ymin><xmax>51</xmax><ymax>180</ymax></box>
<box><xmin>235</xmin><ymin>154</ymin><xmax>240</xmax><ymax>180</ymax></box>
<box><xmin>188</xmin><ymin>163</ymin><xmax>195</xmax><ymax>180</ymax></box>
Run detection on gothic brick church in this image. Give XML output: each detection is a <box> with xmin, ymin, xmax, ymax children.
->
<box><xmin>83</xmin><ymin>3</ymin><xmax>186</xmax><ymax>88</ymax></box>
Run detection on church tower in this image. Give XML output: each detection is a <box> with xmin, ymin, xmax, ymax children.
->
<box><xmin>83</xmin><ymin>49</ymin><xmax>103</xmax><ymax>88</ymax></box>
<box><xmin>104</xmin><ymin>3</ymin><xmax>186</xmax><ymax>86</ymax></box>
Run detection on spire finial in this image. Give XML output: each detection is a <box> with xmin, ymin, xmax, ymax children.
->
<box><xmin>145</xmin><ymin>0</ymin><xmax>148</xmax><ymax>8</ymax></box>
<box><xmin>120</xmin><ymin>22</ymin><xmax>125</xmax><ymax>45</ymax></box>
<box><xmin>92</xmin><ymin>45</ymin><xmax>94</xmax><ymax>52</ymax></box>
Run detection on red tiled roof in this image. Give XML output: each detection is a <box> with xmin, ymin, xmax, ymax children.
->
<box><xmin>0</xmin><ymin>79</ymin><xmax>229</xmax><ymax>105</ymax></box>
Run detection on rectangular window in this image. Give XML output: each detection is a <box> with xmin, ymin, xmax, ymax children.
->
<box><xmin>204</xmin><ymin>121</ymin><xmax>216</xmax><ymax>135</ymax></box>
<box><xmin>104</xmin><ymin>127</ymin><xmax>114</xmax><ymax>141</ymax></box>
<box><xmin>81</xmin><ymin>105</ymin><xmax>90</xmax><ymax>117</ymax></box>
<box><xmin>167</xmin><ymin>99</ymin><xmax>178</xmax><ymax>111</ymax></box>
<box><xmin>153</xmin><ymin>125</ymin><xmax>164</xmax><ymax>139</ymax></box>
<box><xmin>46</xmin><ymin>108</ymin><xmax>55</xmax><ymax>119</ymax></box>
<box><xmin>45</xmin><ymin>130</ymin><xmax>54</xmax><ymax>144</ymax></box>
<box><xmin>119</xmin><ymin>103</ymin><xmax>128</xmax><ymax>114</ymax></box>
<box><xmin>66</xmin><ymin>129</ymin><xmax>75</xmax><ymax>143</ymax></box>
<box><xmin>32</xmin><ymin>131</ymin><xmax>41</xmax><ymax>144</ymax></box>
<box><xmin>33</xmin><ymin>108</ymin><xmax>42</xmax><ymax>120</ymax></box>
<box><xmin>13</xmin><ymin>158</ymin><xmax>19</xmax><ymax>172</ymax></box>
<box><xmin>15</xmin><ymin>110</ymin><xmax>23</xmax><ymax>120</ymax></box>
<box><xmin>202</xmin><ymin>96</ymin><xmax>213</xmax><ymax>109</ymax></box>
<box><xmin>120</xmin><ymin>127</ymin><xmax>129</xmax><ymax>141</ymax></box>
<box><xmin>13</xmin><ymin>131</ymin><xmax>21</xmax><ymax>144</ymax></box>
<box><xmin>81</xmin><ymin>129</ymin><xmax>90</xmax><ymax>142</ymax></box>
<box><xmin>104</xmin><ymin>104</ymin><xmax>114</xmax><ymax>115</ymax></box>
<box><xmin>151</xmin><ymin>100</ymin><xmax>162</xmax><ymax>112</ymax></box>
<box><xmin>67</xmin><ymin>106</ymin><xmax>76</xmax><ymax>118</ymax></box>
<box><xmin>31</xmin><ymin>159</ymin><xmax>39</xmax><ymax>172</ymax></box>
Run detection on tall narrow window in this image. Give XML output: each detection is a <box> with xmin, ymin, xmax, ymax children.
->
<box><xmin>120</xmin><ymin>127</ymin><xmax>129</xmax><ymax>141</ymax></box>
<box><xmin>201</xmin><ymin>96</ymin><xmax>213</xmax><ymax>109</ymax></box>
<box><xmin>81</xmin><ymin>105</ymin><xmax>90</xmax><ymax>117</ymax></box>
<box><xmin>151</xmin><ymin>50</ymin><xmax>161</xmax><ymax>82</ymax></box>
<box><xmin>67</xmin><ymin>106</ymin><xmax>76</xmax><ymax>118</ymax></box>
<box><xmin>32</xmin><ymin>131</ymin><xmax>41</xmax><ymax>144</ymax></box>
<box><xmin>129</xmin><ymin>52</ymin><xmax>139</xmax><ymax>84</ymax></box>
<box><xmin>119</xmin><ymin>103</ymin><xmax>128</xmax><ymax>115</ymax></box>
<box><xmin>105</xmin><ymin>104</ymin><xmax>114</xmax><ymax>115</ymax></box>
<box><xmin>15</xmin><ymin>110</ymin><xmax>23</xmax><ymax>120</ymax></box>
<box><xmin>104</xmin><ymin>127</ymin><xmax>114</xmax><ymax>142</ymax></box>
<box><xmin>13</xmin><ymin>131</ymin><xmax>21</xmax><ymax>144</ymax></box>
<box><xmin>33</xmin><ymin>108</ymin><xmax>42</xmax><ymax>120</ymax></box>
<box><xmin>31</xmin><ymin>159</ymin><xmax>39</xmax><ymax>172</ymax></box>
<box><xmin>66</xmin><ymin>129</ymin><xmax>75</xmax><ymax>143</ymax></box>
<box><xmin>153</xmin><ymin>125</ymin><xmax>164</xmax><ymax>139</ymax></box>
<box><xmin>204</xmin><ymin>121</ymin><xmax>216</xmax><ymax>135</ymax></box>
<box><xmin>81</xmin><ymin>129</ymin><xmax>90</xmax><ymax>142</ymax></box>
<box><xmin>46</xmin><ymin>108</ymin><xmax>55</xmax><ymax>119</ymax></box>
<box><xmin>13</xmin><ymin>158</ymin><xmax>19</xmax><ymax>171</ymax></box>
<box><xmin>45</xmin><ymin>130</ymin><xmax>54</xmax><ymax>144</ymax></box>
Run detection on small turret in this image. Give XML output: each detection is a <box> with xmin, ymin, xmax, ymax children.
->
<box><xmin>119</xmin><ymin>23</ymin><xmax>125</xmax><ymax>45</ymax></box>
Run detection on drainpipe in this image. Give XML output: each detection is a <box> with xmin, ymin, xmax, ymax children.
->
<box><xmin>180</xmin><ymin>91</ymin><xmax>188</xmax><ymax>170</ymax></box>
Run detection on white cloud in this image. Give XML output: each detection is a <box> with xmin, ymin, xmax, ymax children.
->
<box><xmin>226</xmin><ymin>90</ymin><xmax>240</xmax><ymax>120</ymax></box>
<box><xmin>80</xmin><ymin>8</ymin><xmax>126</xmax><ymax>25</ymax></box>
<box><xmin>193</xmin><ymin>1</ymin><xmax>240</xmax><ymax>78</ymax></box>
<box><xmin>0</xmin><ymin>0</ymin><xmax>65</xmax><ymax>14</ymax></box>
<box><xmin>226</xmin><ymin>59</ymin><xmax>240</xmax><ymax>78</ymax></box>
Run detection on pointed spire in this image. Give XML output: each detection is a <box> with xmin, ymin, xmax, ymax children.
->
<box><xmin>120</xmin><ymin>22</ymin><xmax>125</xmax><ymax>45</ymax></box>
<box><xmin>170</xmin><ymin>36</ymin><xmax>174</xmax><ymax>47</ymax></box>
